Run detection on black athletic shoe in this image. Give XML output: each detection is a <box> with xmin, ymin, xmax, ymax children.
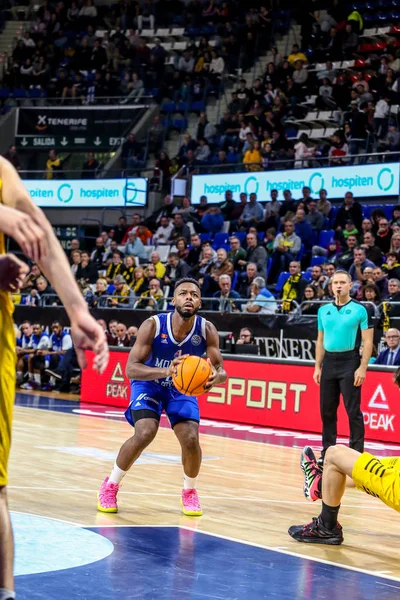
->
<box><xmin>45</xmin><ymin>368</ymin><xmax>62</xmax><ymax>380</ymax></box>
<box><xmin>288</xmin><ymin>516</ymin><xmax>344</xmax><ymax>545</ymax></box>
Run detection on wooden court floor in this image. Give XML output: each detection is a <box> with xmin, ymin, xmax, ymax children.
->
<box><xmin>8</xmin><ymin>390</ymin><xmax>400</xmax><ymax>590</ymax></box>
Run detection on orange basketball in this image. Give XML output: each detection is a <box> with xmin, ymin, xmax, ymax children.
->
<box><xmin>172</xmin><ymin>355</ymin><xmax>212</xmax><ymax>396</ymax></box>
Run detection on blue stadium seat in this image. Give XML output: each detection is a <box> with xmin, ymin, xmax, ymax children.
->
<box><xmin>28</xmin><ymin>88</ymin><xmax>45</xmax><ymax>99</ymax></box>
<box><xmin>161</xmin><ymin>102</ymin><xmax>176</xmax><ymax>113</ymax></box>
<box><xmin>363</xmin><ymin>204</ymin><xmax>382</xmax><ymax>218</ymax></box>
<box><xmin>0</xmin><ymin>88</ymin><xmax>10</xmax><ymax>99</ymax></box>
<box><xmin>384</xmin><ymin>205</ymin><xmax>395</xmax><ymax>220</ymax></box>
<box><xmin>12</xmin><ymin>89</ymin><xmax>27</xmax><ymax>99</ymax></box>
<box><xmin>297</xmin><ymin>243</ymin><xmax>305</xmax><ymax>260</ymax></box>
<box><xmin>173</xmin><ymin>118</ymin><xmax>188</xmax><ymax>131</ymax></box>
<box><xmin>232</xmin><ymin>231</ymin><xmax>246</xmax><ymax>244</ymax></box>
<box><xmin>329</xmin><ymin>206</ymin><xmax>338</xmax><ymax>227</ymax></box>
<box><xmin>311</xmin><ymin>256</ymin><xmax>327</xmax><ymax>267</ymax></box>
<box><xmin>275</xmin><ymin>271</ymin><xmax>290</xmax><ymax>294</ymax></box>
<box><xmin>232</xmin><ymin>271</ymin><xmax>238</xmax><ymax>290</ymax></box>
<box><xmin>200</xmin><ymin>233</ymin><xmax>212</xmax><ymax>243</ymax></box>
<box><xmin>176</xmin><ymin>101</ymin><xmax>189</xmax><ymax>113</ymax></box>
<box><xmin>213</xmin><ymin>232</ymin><xmax>229</xmax><ymax>249</ymax></box>
<box><xmin>302</xmin><ymin>271</ymin><xmax>312</xmax><ymax>281</ymax></box>
<box><xmin>318</xmin><ymin>229</ymin><xmax>334</xmax><ymax>248</ymax></box>
<box><xmin>191</xmin><ymin>100</ymin><xmax>205</xmax><ymax>112</ymax></box>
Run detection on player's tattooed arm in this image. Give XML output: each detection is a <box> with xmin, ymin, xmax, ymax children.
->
<box><xmin>204</xmin><ymin>320</ymin><xmax>227</xmax><ymax>391</ymax></box>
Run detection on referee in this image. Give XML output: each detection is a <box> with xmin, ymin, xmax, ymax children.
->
<box><xmin>314</xmin><ymin>270</ymin><xmax>374</xmax><ymax>462</ymax></box>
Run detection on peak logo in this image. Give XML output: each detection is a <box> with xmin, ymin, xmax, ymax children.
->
<box><xmin>368</xmin><ymin>384</ymin><xmax>389</xmax><ymax>410</ymax></box>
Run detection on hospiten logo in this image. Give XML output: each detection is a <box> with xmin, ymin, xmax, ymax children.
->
<box><xmin>57</xmin><ymin>183</ymin><xmax>73</xmax><ymax>204</ymax></box>
<box><xmin>244</xmin><ymin>176</ymin><xmax>259</xmax><ymax>195</ymax></box>
<box><xmin>377</xmin><ymin>167</ymin><xmax>395</xmax><ymax>192</ymax></box>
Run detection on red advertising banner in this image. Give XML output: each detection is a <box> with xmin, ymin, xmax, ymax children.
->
<box><xmin>81</xmin><ymin>351</ymin><xmax>400</xmax><ymax>443</ymax></box>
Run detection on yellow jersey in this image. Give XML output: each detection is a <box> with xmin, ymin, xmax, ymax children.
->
<box><xmin>0</xmin><ymin>180</ymin><xmax>14</xmax><ymax>314</ymax></box>
<box><xmin>0</xmin><ymin>177</ymin><xmax>17</xmax><ymax>486</ymax></box>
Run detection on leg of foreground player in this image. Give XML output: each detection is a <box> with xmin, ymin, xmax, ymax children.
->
<box><xmin>0</xmin><ymin>488</ymin><xmax>15</xmax><ymax>599</ymax></box>
<box><xmin>174</xmin><ymin>421</ymin><xmax>203</xmax><ymax>516</ymax></box>
<box><xmin>289</xmin><ymin>446</ymin><xmax>361</xmax><ymax>545</ymax></box>
<box><xmin>97</xmin><ymin>418</ymin><xmax>159</xmax><ymax>513</ymax></box>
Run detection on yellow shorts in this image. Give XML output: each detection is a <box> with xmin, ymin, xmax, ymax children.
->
<box><xmin>352</xmin><ymin>452</ymin><xmax>400</xmax><ymax>512</ymax></box>
<box><xmin>0</xmin><ymin>293</ymin><xmax>16</xmax><ymax>487</ymax></box>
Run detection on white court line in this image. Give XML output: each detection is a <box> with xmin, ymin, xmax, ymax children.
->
<box><xmin>81</xmin><ymin>522</ymin><xmax>400</xmax><ymax>585</ymax></box>
<box><xmin>11</xmin><ymin>510</ymin><xmax>84</xmax><ymax>527</ymax></box>
<box><xmin>11</xmin><ymin>405</ymin><xmax>320</xmax><ymax>450</ymax></box>
<box><xmin>15</xmin><ymin>404</ymin><xmax>400</xmax><ymax>459</ymax></box>
<box><xmin>7</xmin><ymin>486</ymin><xmax>392</xmax><ymax>509</ymax></box>
<box><xmin>376</xmin><ymin>582</ymin><xmax>400</xmax><ymax>589</ymax></box>
<box><xmin>13</xmin><ymin>509</ymin><xmax>400</xmax><ymax>585</ymax></box>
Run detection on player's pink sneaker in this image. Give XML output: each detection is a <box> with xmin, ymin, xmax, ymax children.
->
<box><xmin>181</xmin><ymin>488</ymin><xmax>203</xmax><ymax>516</ymax></box>
<box><xmin>97</xmin><ymin>477</ymin><xmax>119</xmax><ymax>513</ymax></box>
<box><xmin>300</xmin><ymin>446</ymin><xmax>322</xmax><ymax>502</ymax></box>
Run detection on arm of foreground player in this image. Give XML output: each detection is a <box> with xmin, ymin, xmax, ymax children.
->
<box><xmin>125</xmin><ymin>318</ymin><xmax>188</xmax><ymax>380</ymax></box>
<box><xmin>204</xmin><ymin>321</ymin><xmax>227</xmax><ymax>391</ymax></box>
<box><xmin>0</xmin><ymin>158</ymin><xmax>108</xmax><ymax>373</ymax></box>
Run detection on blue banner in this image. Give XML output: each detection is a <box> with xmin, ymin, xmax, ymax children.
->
<box><xmin>23</xmin><ymin>178</ymin><xmax>148</xmax><ymax>208</ymax></box>
<box><xmin>191</xmin><ymin>163</ymin><xmax>399</xmax><ymax>203</ymax></box>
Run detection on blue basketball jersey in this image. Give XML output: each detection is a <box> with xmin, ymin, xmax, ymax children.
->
<box><xmin>50</xmin><ymin>330</ymin><xmax>72</xmax><ymax>352</ymax></box>
<box><xmin>131</xmin><ymin>312</ymin><xmax>207</xmax><ymax>389</ymax></box>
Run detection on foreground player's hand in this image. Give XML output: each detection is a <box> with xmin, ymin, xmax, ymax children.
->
<box><xmin>0</xmin><ymin>204</ymin><xmax>48</xmax><ymax>262</ymax></box>
<box><xmin>166</xmin><ymin>354</ymin><xmax>189</xmax><ymax>378</ymax></box>
<box><xmin>0</xmin><ymin>253</ymin><xmax>29</xmax><ymax>292</ymax></box>
<box><xmin>354</xmin><ymin>366</ymin><xmax>366</xmax><ymax>387</ymax></box>
<box><xmin>203</xmin><ymin>358</ymin><xmax>218</xmax><ymax>391</ymax></box>
<box><xmin>313</xmin><ymin>367</ymin><xmax>321</xmax><ymax>385</ymax></box>
<box><xmin>70</xmin><ymin>310</ymin><xmax>109</xmax><ymax>374</ymax></box>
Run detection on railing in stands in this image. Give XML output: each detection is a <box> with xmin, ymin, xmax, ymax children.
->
<box><xmin>12</xmin><ymin>295</ymin><xmax>384</xmax><ymax>317</ymax></box>
<box><xmin>0</xmin><ymin>94</ymin><xmax>155</xmax><ymax>107</ymax></box>
<box><xmin>18</xmin><ymin>166</ymin><xmax>158</xmax><ymax>182</ymax></box>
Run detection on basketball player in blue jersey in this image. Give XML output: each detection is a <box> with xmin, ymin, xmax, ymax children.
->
<box><xmin>98</xmin><ymin>277</ymin><xmax>227</xmax><ymax>516</ymax></box>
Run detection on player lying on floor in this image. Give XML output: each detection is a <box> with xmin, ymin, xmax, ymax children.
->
<box><xmin>288</xmin><ymin>444</ymin><xmax>400</xmax><ymax>545</ymax></box>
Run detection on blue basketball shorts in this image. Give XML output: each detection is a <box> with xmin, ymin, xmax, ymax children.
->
<box><xmin>125</xmin><ymin>381</ymin><xmax>200</xmax><ymax>428</ymax></box>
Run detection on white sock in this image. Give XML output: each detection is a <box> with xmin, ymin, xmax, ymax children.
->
<box><xmin>17</xmin><ymin>371</ymin><xmax>23</xmax><ymax>379</ymax></box>
<box><xmin>33</xmin><ymin>373</ymin><xmax>41</xmax><ymax>385</ymax></box>
<box><xmin>28</xmin><ymin>372</ymin><xmax>33</xmax><ymax>380</ymax></box>
<box><xmin>0</xmin><ymin>589</ymin><xmax>16</xmax><ymax>600</ymax></box>
<box><xmin>109</xmin><ymin>462</ymin><xmax>127</xmax><ymax>485</ymax></box>
<box><xmin>50</xmin><ymin>376</ymin><xmax>56</xmax><ymax>386</ymax></box>
<box><xmin>184</xmin><ymin>474</ymin><xmax>197</xmax><ymax>490</ymax></box>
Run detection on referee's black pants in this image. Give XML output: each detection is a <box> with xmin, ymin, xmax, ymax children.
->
<box><xmin>320</xmin><ymin>350</ymin><xmax>365</xmax><ymax>457</ymax></box>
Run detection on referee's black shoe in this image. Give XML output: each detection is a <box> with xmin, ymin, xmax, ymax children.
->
<box><xmin>288</xmin><ymin>517</ymin><xmax>344</xmax><ymax>545</ymax></box>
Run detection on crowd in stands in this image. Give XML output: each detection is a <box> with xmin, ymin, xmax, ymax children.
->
<box><xmin>173</xmin><ymin>3</ymin><xmax>400</xmax><ymax>173</ymax></box>
<box><xmin>13</xmin><ymin>185</ymin><xmax>400</xmax><ymax>390</ymax></box>
<box><xmin>11</xmin><ymin>189</ymin><xmax>400</xmax><ymax>322</ymax></box>
<box><xmin>5</xmin><ymin>0</ymin><xmax>400</xmax><ymax>177</ymax></box>
<box><xmin>1</xmin><ymin>0</ymin><xmax>269</xmax><ymax>108</ymax></box>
